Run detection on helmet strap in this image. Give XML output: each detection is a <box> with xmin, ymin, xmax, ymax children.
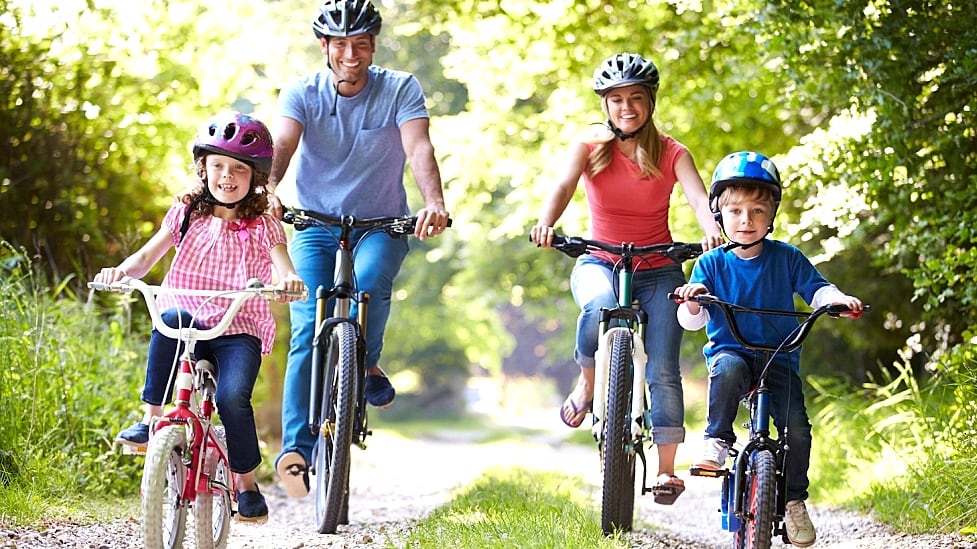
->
<box><xmin>608</xmin><ymin>121</ymin><xmax>646</xmax><ymax>141</ymax></box>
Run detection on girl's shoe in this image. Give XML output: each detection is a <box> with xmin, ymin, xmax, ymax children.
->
<box><xmin>115</xmin><ymin>423</ymin><xmax>150</xmax><ymax>447</ymax></box>
<box><xmin>236</xmin><ymin>486</ymin><xmax>269</xmax><ymax>523</ymax></box>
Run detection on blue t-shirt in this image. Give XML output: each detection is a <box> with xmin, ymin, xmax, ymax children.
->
<box><xmin>277</xmin><ymin>65</ymin><xmax>430</xmax><ymax>217</ymax></box>
<box><xmin>689</xmin><ymin>239</ymin><xmax>832</xmax><ymax>369</ymax></box>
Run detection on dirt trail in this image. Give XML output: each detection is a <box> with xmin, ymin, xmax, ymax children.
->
<box><xmin>2</xmin><ymin>413</ymin><xmax>974</xmax><ymax>548</ymax></box>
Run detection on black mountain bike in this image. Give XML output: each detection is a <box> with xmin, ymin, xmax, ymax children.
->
<box><xmin>282</xmin><ymin>207</ymin><xmax>449</xmax><ymax>534</ymax></box>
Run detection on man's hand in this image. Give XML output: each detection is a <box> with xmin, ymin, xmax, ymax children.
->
<box><xmin>414</xmin><ymin>205</ymin><xmax>450</xmax><ymax>240</ymax></box>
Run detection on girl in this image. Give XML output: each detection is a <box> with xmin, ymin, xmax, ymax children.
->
<box><xmin>94</xmin><ymin>111</ymin><xmax>306</xmax><ymax>522</ymax></box>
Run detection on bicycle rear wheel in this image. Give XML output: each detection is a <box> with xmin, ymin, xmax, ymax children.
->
<box><xmin>314</xmin><ymin>322</ymin><xmax>358</xmax><ymax>534</ymax></box>
<box><xmin>193</xmin><ymin>426</ymin><xmax>231</xmax><ymax>549</ymax></box>
<box><xmin>734</xmin><ymin>449</ymin><xmax>776</xmax><ymax>549</ymax></box>
<box><xmin>142</xmin><ymin>425</ymin><xmax>188</xmax><ymax>549</ymax></box>
<box><xmin>600</xmin><ymin>330</ymin><xmax>637</xmax><ymax>535</ymax></box>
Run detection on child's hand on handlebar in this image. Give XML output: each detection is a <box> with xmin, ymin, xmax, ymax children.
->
<box><xmin>276</xmin><ymin>274</ymin><xmax>308</xmax><ymax>302</ymax></box>
<box><xmin>672</xmin><ymin>283</ymin><xmax>708</xmax><ymax>314</ymax></box>
<box><xmin>93</xmin><ymin>267</ymin><xmax>130</xmax><ymax>285</ymax></box>
<box><xmin>832</xmin><ymin>296</ymin><xmax>864</xmax><ymax>319</ymax></box>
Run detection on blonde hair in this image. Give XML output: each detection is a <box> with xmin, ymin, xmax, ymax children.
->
<box><xmin>717</xmin><ymin>185</ymin><xmax>776</xmax><ymax>210</ymax></box>
<box><xmin>583</xmin><ymin>91</ymin><xmax>663</xmax><ymax>179</ymax></box>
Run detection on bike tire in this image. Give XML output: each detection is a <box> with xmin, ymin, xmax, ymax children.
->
<box><xmin>141</xmin><ymin>425</ymin><xmax>188</xmax><ymax>549</ymax></box>
<box><xmin>194</xmin><ymin>426</ymin><xmax>231</xmax><ymax>549</ymax></box>
<box><xmin>600</xmin><ymin>330</ymin><xmax>637</xmax><ymax>535</ymax></box>
<box><xmin>735</xmin><ymin>449</ymin><xmax>776</xmax><ymax>549</ymax></box>
<box><xmin>314</xmin><ymin>322</ymin><xmax>358</xmax><ymax>534</ymax></box>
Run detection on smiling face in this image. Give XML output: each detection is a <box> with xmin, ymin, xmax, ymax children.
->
<box><xmin>205</xmin><ymin>154</ymin><xmax>253</xmax><ymax>206</ymax></box>
<box><xmin>719</xmin><ymin>186</ymin><xmax>776</xmax><ymax>248</ymax></box>
<box><xmin>322</xmin><ymin>33</ymin><xmax>375</xmax><ymax>88</ymax></box>
<box><xmin>602</xmin><ymin>84</ymin><xmax>654</xmax><ymax>134</ymax></box>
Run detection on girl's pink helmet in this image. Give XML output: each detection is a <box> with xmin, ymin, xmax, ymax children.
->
<box><xmin>192</xmin><ymin>112</ymin><xmax>274</xmax><ymax>176</ymax></box>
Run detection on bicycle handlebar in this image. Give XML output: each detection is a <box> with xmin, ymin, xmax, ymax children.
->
<box><xmin>667</xmin><ymin>292</ymin><xmax>869</xmax><ymax>353</ymax></box>
<box><xmin>540</xmin><ymin>234</ymin><xmax>703</xmax><ymax>263</ymax></box>
<box><xmin>88</xmin><ymin>278</ymin><xmax>308</xmax><ymax>342</ymax></box>
<box><xmin>282</xmin><ymin>207</ymin><xmax>452</xmax><ymax>236</ymax></box>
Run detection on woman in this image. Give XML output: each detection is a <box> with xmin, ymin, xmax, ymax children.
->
<box><xmin>530</xmin><ymin>52</ymin><xmax>724</xmax><ymax>504</ymax></box>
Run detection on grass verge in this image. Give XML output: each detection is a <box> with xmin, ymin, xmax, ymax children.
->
<box><xmin>396</xmin><ymin>467</ymin><xmax>628</xmax><ymax>549</ymax></box>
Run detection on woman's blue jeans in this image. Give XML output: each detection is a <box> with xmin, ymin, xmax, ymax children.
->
<box><xmin>704</xmin><ymin>350</ymin><xmax>812</xmax><ymax>501</ymax></box>
<box><xmin>279</xmin><ymin>225</ymin><xmax>409</xmax><ymax>464</ymax></box>
<box><xmin>569</xmin><ymin>255</ymin><xmax>688</xmax><ymax>445</ymax></box>
<box><xmin>143</xmin><ymin>308</ymin><xmax>263</xmax><ymax>474</ymax></box>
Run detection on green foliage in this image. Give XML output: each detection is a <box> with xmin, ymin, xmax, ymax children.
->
<box><xmin>808</xmin><ymin>347</ymin><xmax>977</xmax><ymax>534</ymax></box>
<box><xmin>0</xmin><ymin>242</ymin><xmax>144</xmax><ymax>512</ymax></box>
<box><xmin>762</xmin><ymin>0</ymin><xmax>977</xmax><ymax>347</ymax></box>
<box><xmin>401</xmin><ymin>467</ymin><xmax>625</xmax><ymax>548</ymax></box>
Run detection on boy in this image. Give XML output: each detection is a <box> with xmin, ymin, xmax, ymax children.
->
<box><xmin>672</xmin><ymin>151</ymin><xmax>863</xmax><ymax>547</ymax></box>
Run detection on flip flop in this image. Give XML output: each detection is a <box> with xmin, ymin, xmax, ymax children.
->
<box><xmin>652</xmin><ymin>473</ymin><xmax>686</xmax><ymax>505</ymax></box>
<box><xmin>559</xmin><ymin>395</ymin><xmax>593</xmax><ymax>428</ymax></box>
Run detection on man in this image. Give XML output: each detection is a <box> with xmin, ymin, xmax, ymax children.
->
<box><xmin>267</xmin><ymin>0</ymin><xmax>450</xmax><ymax>498</ymax></box>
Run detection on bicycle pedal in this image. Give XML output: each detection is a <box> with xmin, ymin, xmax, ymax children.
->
<box><xmin>689</xmin><ymin>465</ymin><xmax>727</xmax><ymax>478</ymax></box>
<box><xmin>119</xmin><ymin>444</ymin><xmax>147</xmax><ymax>456</ymax></box>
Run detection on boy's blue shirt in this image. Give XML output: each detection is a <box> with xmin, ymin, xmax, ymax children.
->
<box><xmin>689</xmin><ymin>238</ymin><xmax>832</xmax><ymax>370</ymax></box>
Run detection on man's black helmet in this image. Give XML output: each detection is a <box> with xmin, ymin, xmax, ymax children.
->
<box><xmin>313</xmin><ymin>0</ymin><xmax>382</xmax><ymax>38</ymax></box>
<box><xmin>593</xmin><ymin>53</ymin><xmax>660</xmax><ymax>96</ymax></box>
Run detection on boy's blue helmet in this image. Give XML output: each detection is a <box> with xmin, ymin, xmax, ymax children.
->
<box><xmin>709</xmin><ymin>151</ymin><xmax>782</xmax><ymax>212</ymax></box>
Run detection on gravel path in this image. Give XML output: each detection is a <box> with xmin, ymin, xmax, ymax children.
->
<box><xmin>2</xmin><ymin>420</ymin><xmax>975</xmax><ymax>549</ymax></box>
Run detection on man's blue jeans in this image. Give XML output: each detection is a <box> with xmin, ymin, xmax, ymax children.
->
<box><xmin>143</xmin><ymin>308</ymin><xmax>263</xmax><ymax>474</ymax></box>
<box><xmin>569</xmin><ymin>255</ymin><xmax>687</xmax><ymax>445</ymax></box>
<box><xmin>279</xmin><ymin>225</ymin><xmax>409</xmax><ymax>465</ymax></box>
<box><xmin>704</xmin><ymin>350</ymin><xmax>812</xmax><ymax>501</ymax></box>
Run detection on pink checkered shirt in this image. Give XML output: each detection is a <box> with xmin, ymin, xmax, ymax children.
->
<box><xmin>156</xmin><ymin>204</ymin><xmax>288</xmax><ymax>355</ymax></box>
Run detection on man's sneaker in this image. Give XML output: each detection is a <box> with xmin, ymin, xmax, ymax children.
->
<box><xmin>694</xmin><ymin>437</ymin><xmax>731</xmax><ymax>471</ymax></box>
<box><xmin>236</xmin><ymin>486</ymin><xmax>268</xmax><ymax>524</ymax></box>
<box><xmin>785</xmin><ymin>499</ymin><xmax>817</xmax><ymax>547</ymax></box>
<box><xmin>115</xmin><ymin>423</ymin><xmax>150</xmax><ymax>448</ymax></box>
<box><xmin>276</xmin><ymin>451</ymin><xmax>310</xmax><ymax>498</ymax></box>
<box><xmin>365</xmin><ymin>374</ymin><xmax>396</xmax><ymax>408</ymax></box>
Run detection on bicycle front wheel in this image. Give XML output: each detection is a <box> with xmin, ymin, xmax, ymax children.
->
<box><xmin>314</xmin><ymin>322</ymin><xmax>358</xmax><ymax>534</ymax></box>
<box><xmin>734</xmin><ymin>449</ymin><xmax>776</xmax><ymax>549</ymax></box>
<box><xmin>600</xmin><ymin>330</ymin><xmax>637</xmax><ymax>535</ymax></box>
<box><xmin>193</xmin><ymin>426</ymin><xmax>231</xmax><ymax>549</ymax></box>
<box><xmin>142</xmin><ymin>425</ymin><xmax>188</xmax><ymax>549</ymax></box>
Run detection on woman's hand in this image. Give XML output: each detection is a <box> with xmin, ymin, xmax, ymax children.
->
<box><xmin>701</xmin><ymin>233</ymin><xmax>725</xmax><ymax>251</ymax></box>
<box><xmin>530</xmin><ymin>223</ymin><xmax>556</xmax><ymax>248</ymax></box>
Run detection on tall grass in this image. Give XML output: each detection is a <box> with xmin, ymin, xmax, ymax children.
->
<box><xmin>808</xmin><ymin>342</ymin><xmax>977</xmax><ymax>535</ymax></box>
<box><xmin>0</xmin><ymin>244</ymin><xmax>143</xmax><ymax>523</ymax></box>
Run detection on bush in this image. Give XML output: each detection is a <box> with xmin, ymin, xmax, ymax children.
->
<box><xmin>0</xmin><ymin>243</ymin><xmax>144</xmax><ymax>519</ymax></box>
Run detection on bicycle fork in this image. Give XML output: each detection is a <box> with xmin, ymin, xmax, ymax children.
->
<box><xmin>591</xmin><ymin>307</ymin><xmax>653</xmax><ymax>492</ymax></box>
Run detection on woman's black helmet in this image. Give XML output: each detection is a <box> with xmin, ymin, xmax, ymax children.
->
<box><xmin>593</xmin><ymin>53</ymin><xmax>660</xmax><ymax>97</ymax></box>
<box><xmin>313</xmin><ymin>0</ymin><xmax>382</xmax><ymax>38</ymax></box>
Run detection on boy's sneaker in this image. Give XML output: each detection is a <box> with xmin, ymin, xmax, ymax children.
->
<box><xmin>694</xmin><ymin>437</ymin><xmax>731</xmax><ymax>470</ymax></box>
<box><xmin>785</xmin><ymin>499</ymin><xmax>817</xmax><ymax>547</ymax></box>
<box><xmin>115</xmin><ymin>423</ymin><xmax>150</xmax><ymax>447</ymax></box>
<box><xmin>236</xmin><ymin>486</ymin><xmax>268</xmax><ymax>524</ymax></box>
<box><xmin>276</xmin><ymin>451</ymin><xmax>310</xmax><ymax>498</ymax></box>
